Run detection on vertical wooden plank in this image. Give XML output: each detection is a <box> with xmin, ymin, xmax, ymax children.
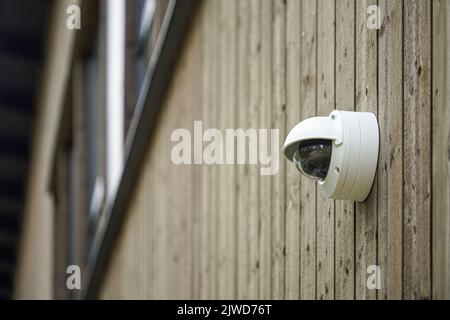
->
<box><xmin>166</xmin><ymin>70</ymin><xmax>177</xmax><ymax>299</ymax></box>
<box><xmin>171</xmin><ymin>102</ymin><xmax>180</xmax><ymax>299</ymax></box>
<box><xmin>271</xmin><ymin>0</ymin><xmax>286</xmax><ymax>299</ymax></box>
<box><xmin>335</xmin><ymin>0</ymin><xmax>356</xmax><ymax>300</ymax></box>
<box><xmin>316</xmin><ymin>0</ymin><xmax>335</xmax><ymax>300</ymax></box>
<box><xmin>210</xmin><ymin>0</ymin><xmax>219</xmax><ymax>299</ymax></box>
<box><xmin>191</xmin><ymin>150</ymin><xmax>201</xmax><ymax>298</ymax></box>
<box><xmin>285</xmin><ymin>0</ymin><xmax>301</xmax><ymax>300</ymax></box>
<box><xmin>432</xmin><ymin>0</ymin><xmax>450</xmax><ymax>300</ymax></box>
<box><xmin>236</xmin><ymin>0</ymin><xmax>251</xmax><ymax>299</ymax></box>
<box><xmin>217</xmin><ymin>0</ymin><xmax>237</xmax><ymax>299</ymax></box>
<box><xmin>220</xmin><ymin>0</ymin><xmax>238</xmax><ymax>300</ymax></box>
<box><xmin>188</xmin><ymin>13</ymin><xmax>204</xmax><ymax>298</ymax></box>
<box><xmin>259</xmin><ymin>0</ymin><xmax>273</xmax><ymax>300</ymax></box>
<box><xmin>153</xmin><ymin>156</ymin><xmax>161</xmax><ymax>299</ymax></box>
<box><xmin>227</xmin><ymin>0</ymin><xmax>238</xmax><ymax>299</ymax></box>
<box><xmin>154</xmin><ymin>50</ymin><xmax>168</xmax><ymax>300</ymax></box>
<box><xmin>218</xmin><ymin>0</ymin><xmax>228</xmax><ymax>300</ymax></box>
<box><xmin>175</xmin><ymin>14</ymin><xmax>203</xmax><ymax>299</ymax></box>
<box><xmin>248</xmin><ymin>0</ymin><xmax>261</xmax><ymax>299</ymax></box>
<box><xmin>355</xmin><ymin>0</ymin><xmax>378</xmax><ymax>300</ymax></box>
<box><xmin>200</xmin><ymin>0</ymin><xmax>211</xmax><ymax>300</ymax></box>
<box><xmin>137</xmin><ymin>157</ymin><xmax>147</xmax><ymax>298</ymax></box>
<box><xmin>378</xmin><ymin>0</ymin><xmax>403</xmax><ymax>300</ymax></box>
<box><xmin>300</xmin><ymin>0</ymin><xmax>317</xmax><ymax>300</ymax></box>
<box><xmin>152</xmin><ymin>152</ymin><xmax>161</xmax><ymax>299</ymax></box>
<box><xmin>146</xmin><ymin>150</ymin><xmax>155</xmax><ymax>299</ymax></box>
<box><xmin>403</xmin><ymin>0</ymin><xmax>431</xmax><ymax>300</ymax></box>
<box><xmin>141</xmin><ymin>151</ymin><xmax>150</xmax><ymax>299</ymax></box>
<box><xmin>160</xmin><ymin>101</ymin><xmax>172</xmax><ymax>300</ymax></box>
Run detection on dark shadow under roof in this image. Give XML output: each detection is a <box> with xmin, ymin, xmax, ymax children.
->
<box><xmin>0</xmin><ymin>0</ymin><xmax>51</xmax><ymax>299</ymax></box>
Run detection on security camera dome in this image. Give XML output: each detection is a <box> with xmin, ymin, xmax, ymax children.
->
<box><xmin>293</xmin><ymin>139</ymin><xmax>332</xmax><ymax>181</ymax></box>
<box><xmin>283</xmin><ymin>110</ymin><xmax>379</xmax><ymax>202</ymax></box>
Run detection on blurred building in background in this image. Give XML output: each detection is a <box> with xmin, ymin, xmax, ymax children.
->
<box><xmin>1</xmin><ymin>0</ymin><xmax>449</xmax><ymax>300</ymax></box>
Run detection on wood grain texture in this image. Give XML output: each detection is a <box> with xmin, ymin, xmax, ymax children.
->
<box><xmin>316</xmin><ymin>0</ymin><xmax>335</xmax><ymax>300</ymax></box>
<box><xmin>210</xmin><ymin>0</ymin><xmax>219</xmax><ymax>299</ymax></box>
<box><xmin>285</xmin><ymin>0</ymin><xmax>301</xmax><ymax>300</ymax></box>
<box><xmin>403</xmin><ymin>0</ymin><xmax>431</xmax><ymax>300</ymax></box>
<box><xmin>259</xmin><ymin>0</ymin><xmax>273</xmax><ymax>300</ymax></box>
<box><xmin>335</xmin><ymin>0</ymin><xmax>355</xmax><ymax>300</ymax></box>
<box><xmin>85</xmin><ymin>0</ymin><xmax>439</xmax><ymax>300</ymax></box>
<box><xmin>432</xmin><ymin>0</ymin><xmax>450</xmax><ymax>300</ymax></box>
<box><xmin>299</xmin><ymin>0</ymin><xmax>317</xmax><ymax>300</ymax></box>
<box><xmin>248</xmin><ymin>0</ymin><xmax>261</xmax><ymax>298</ymax></box>
<box><xmin>218</xmin><ymin>0</ymin><xmax>228</xmax><ymax>299</ymax></box>
<box><xmin>378</xmin><ymin>0</ymin><xmax>403</xmax><ymax>300</ymax></box>
<box><xmin>199</xmin><ymin>0</ymin><xmax>211</xmax><ymax>299</ymax></box>
<box><xmin>355</xmin><ymin>0</ymin><xmax>378</xmax><ymax>300</ymax></box>
<box><xmin>236</xmin><ymin>0</ymin><xmax>251</xmax><ymax>300</ymax></box>
<box><xmin>226</xmin><ymin>0</ymin><xmax>238</xmax><ymax>300</ymax></box>
<box><xmin>271</xmin><ymin>0</ymin><xmax>286</xmax><ymax>300</ymax></box>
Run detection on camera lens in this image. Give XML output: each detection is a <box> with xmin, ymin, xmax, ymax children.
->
<box><xmin>293</xmin><ymin>139</ymin><xmax>332</xmax><ymax>181</ymax></box>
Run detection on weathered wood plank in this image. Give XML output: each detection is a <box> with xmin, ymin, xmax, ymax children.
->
<box><xmin>153</xmin><ymin>110</ymin><xmax>170</xmax><ymax>298</ymax></box>
<box><xmin>165</xmin><ymin>61</ymin><xmax>184</xmax><ymax>299</ymax></box>
<box><xmin>247</xmin><ymin>0</ymin><xmax>261</xmax><ymax>299</ymax></box>
<box><xmin>316</xmin><ymin>0</ymin><xmax>335</xmax><ymax>300</ymax></box>
<box><xmin>216</xmin><ymin>0</ymin><xmax>238</xmax><ymax>299</ymax></box>
<box><xmin>226</xmin><ymin>0</ymin><xmax>238</xmax><ymax>300</ymax></box>
<box><xmin>271</xmin><ymin>0</ymin><xmax>286</xmax><ymax>300</ymax></box>
<box><xmin>432</xmin><ymin>0</ymin><xmax>450</xmax><ymax>300</ymax></box>
<box><xmin>200</xmin><ymin>0</ymin><xmax>213</xmax><ymax>299</ymax></box>
<box><xmin>335</xmin><ymin>0</ymin><xmax>355</xmax><ymax>300</ymax></box>
<box><xmin>259</xmin><ymin>0</ymin><xmax>272</xmax><ymax>299</ymax></box>
<box><xmin>183</xmin><ymin>12</ymin><xmax>203</xmax><ymax>299</ymax></box>
<box><xmin>218</xmin><ymin>0</ymin><xmax>228</xmax><ymax>299</ymax></box>
<box><xmin>403</xmin><ymin>0</ymin><xmax>431</xmax><ymax>300</ymax></box>
<box><xmin>236</xmin><ymin>0</ymin><xmax>251</xmax><ymax>299</ymax></box>
<box><xmin>210</xmin><ymin>0</ymin><xmax>220</xmax><ymax>299</ymax></box>
<box><xmin>146</xmin><ymin>144</ymin><xmax>155</xmax><ymax>299</ymax></box>
<box><xmin>138</xmin><ymin>150</ymin><xmax>149</xmax><ymax>298</ymax></box>
<box><xmin>378</xmin><ymin>0</ymin><xmax>403</xmax><ymax>300</ymax></box>
<box><xmin>300</xmin><ymin>0</ymin><xmax>317</xmax><ymax>300</ymax></box>
<box><xmin>285</xmin><ymin>0</ymin><xmax>301</xmax><ymax>300</ymax></box>
<box><xmin>170</xmin><ymin>79</ymin><xmax>182</xmax><ymax>299</ymax></box>
<box><xmin>181</xmin><ymin>19</ymin><xmax>203</xmax><ymax>296</ymax></box>
<box><xmin>355</xmin><ymin>0</ymin><xmax>378</xmax><ymax>300</ymax></box>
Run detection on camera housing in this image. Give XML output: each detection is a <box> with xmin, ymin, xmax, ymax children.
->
<box><xmin>283</xmin><ymin>110</ymin><xmax>379</xmax><ymax>202</ymax></box>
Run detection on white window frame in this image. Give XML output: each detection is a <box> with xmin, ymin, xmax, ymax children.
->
<box><xmin>106</xmin><ymin>0</ymin><xmax>125</xmax><ymax>200</ymax></box>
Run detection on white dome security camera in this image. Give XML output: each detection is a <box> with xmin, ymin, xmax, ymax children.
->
<box><xmin>282</xmin><ymin>110</ymin><xmax>379</xmax><ymax>202</ymax></box>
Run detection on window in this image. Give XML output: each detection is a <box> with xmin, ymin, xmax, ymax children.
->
<box><xmin>82</xmin><ymin>1</ymin><xmax>107</xmax><ymax>244</ymax></box>
<box><xmin>85</xmin><ymin>31</ymin><xmax>105</xmax><ymax>230</ymax></box>
<box><xmin>52</xmin><ymin>1</ymin><xmax>108</xmax><ymax>281</ymax></box>
<box><xmin>124</xmin><ymin>0</ymin><xmax>169</xmax><ymax>138</ymax></box>
<box><xmin>136</xmin><ymin>0</ymin><xmax>156</xmax><ymax>89</ymax></box>
<box><xmin>106</xmin><ymin>0</ymin><xmax>125</xmax><ymax>199</ymax></box>
<box><xmin>51</xmin><ymin>0</ymin><xmax>176</xmax><ymax>299</ymax></box>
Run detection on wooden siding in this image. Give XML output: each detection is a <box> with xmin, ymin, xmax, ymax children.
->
<box><xmin>432</xmin><ymin>0</ymin><xmax>450</xmax><ymax>300</ymax></box>
<box><xmin>98</xmin><ymin>0</ymin><xmax>445</xmax><ymax>299</ymax></box>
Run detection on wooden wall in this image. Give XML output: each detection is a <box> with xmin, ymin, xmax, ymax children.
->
<box><xmin>99</xmin><ymin>0</ymin><xmax>449</xmax><ymax>299</ymax></box>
